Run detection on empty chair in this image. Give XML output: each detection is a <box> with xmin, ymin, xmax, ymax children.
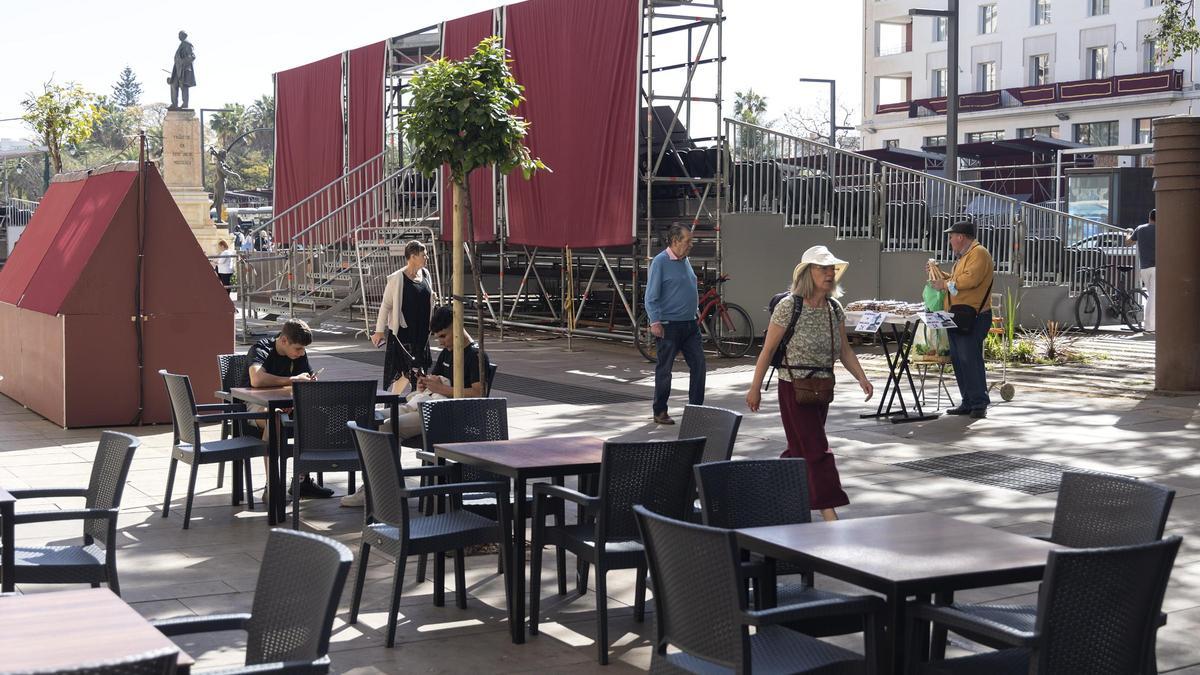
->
<box><xmin>634</xmin><ymin>505</ymin><xmax>882</xmax><ymax>674</ymax></box>
<box><xmin>1</xmin><ymin>431</ymin><xmax>139</xmax><ymax>595</ymax></box>
<box><xmin>287</xmin><ymin>380</ymin><xmax>378</xmax><ymax>529</ymax></box>
<box><xmin>529</xmin><ymin>437</ymin><xmax>707</xmax><ymax>664</ymax></box>
<box><xmin>347</xmin><ymin>422</ymin><xmax>510</xmax><ymax>648</ymax></box>
<box><xmin>154</xmin><ymin>528</ymin><xmax>351</xmax><ymax>673</ymax></box>
<box><xmin>911</xmin><ymin>536</ymin><xmax>1182</xmax><ymax>675</ymax></box>
<box><xmin>931</xmin><ymin>472</ymin><xmax>1176</xmax><ymax>667</ymax></box>
<box><xmin>678</xmin><ymin>404</ymin><xmax>742</xmax><ymax>464</ymax></box>
<box><xmin>160</xmin><ymin>370</ymin><xmax>266</xmax><ymax>529</ymax></box>
<box><xmin>214</xmin><ymin>352</ymin><xmax>256</xmax><ymax>489</ymax></box>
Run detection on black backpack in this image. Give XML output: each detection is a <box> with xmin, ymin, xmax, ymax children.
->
<box><xmin>768</xmin><ymin>291</ymin><xmax>800</xmax><ymax>369</ymax></box>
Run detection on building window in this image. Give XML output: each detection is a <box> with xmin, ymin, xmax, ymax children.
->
<box><xmin>877</xmin><ymin>76</ymin><xmax>912</xmax><ymax>106</ymax></box>
<box><xmin>1143</xmin><ymin>39</ymin><xmax>1165</xmax><ymax>72</ymax></box>
<box><xmin>980</xmin><ymin>4</ymin><xmax>998</xmax><ymax>34</ymax></box>
<box><xmin>1087</xmin><ymin>46</ymin><xmax>1110</xmax><ymax>79</ymax></box>
<box><xmin>1034</xmin><ymin>0</ymin><xmax>1051</xmax><ymax>25</ymax></box>
<box><xmin>977</xmin><ymin>61</ymin><xmax>997</xmax><ymax>91</ymax></box>
<box><xmin>1089</xmin><ymin>0</ymin><xmax>1109</xmax><ymax>15</ymax></box>
<box><xmin>966</xmin><ymin>130</ymin><xmax>1005</xmax><ymax>143</ymax></box>
<box><xmin>923</xmin><ymin>135</ymin><xmax>947</xmax><ymax>147</ymax></box>
<box><xmin>1134</xmin><ymin>118</ymin><xmax>1157</xmax><ymax>144</ymax></box>
<box><xmin>931</xmin><ymin>68</ymin><xmax>948</xmax><ymax>97</ymax></box>
<box><xmin>1018</xmin><ymin>125</ymin><xmax>1060</xmax><ymax>139</ymax></box>
<box><xmin>933</xmin><ymin>16</ymin><xmax>948</xmax><ymax>42</ymax></box>
<box><xmin>1074</xmin><ymin>120</ymin><xmax>1119</xmax><ymax>146</ymax></box>
<box><xmin>878</xmin><ymin>22</ymin><xmax>911</xmax><ymax>56</ymax></box>
<box><xmin>1030</xmin><ymin>54</ymin><xmax>1051</xmax><ymax>85</ymax></box>
<box><xmin>884</xmin><ymin>139</ymin><xmax>901</xmax><ymax>149</ymax></box>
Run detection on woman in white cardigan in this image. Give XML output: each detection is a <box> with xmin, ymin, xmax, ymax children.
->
<box><xmin>373</xmin><ymin>240</ymin><xmax>436</xmax><ymax>392</ymax></box>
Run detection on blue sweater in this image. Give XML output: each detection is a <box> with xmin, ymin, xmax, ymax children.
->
<box><xmin>645</xmin><ymin>250</ymin><xmax>698</xmax><ymax>323</ymax></box>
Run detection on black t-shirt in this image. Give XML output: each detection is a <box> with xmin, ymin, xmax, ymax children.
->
<box><xmin>248</xmin><ymin>336</ymin><xmax>313</xmax><ymax>378</ymax></box>
<box><xmin>397</xmin><ymin>273</ymin><xmax>432</xmax><ymax>345</ymax></box>
<box><xmin>431</xmin><ymin>342</ymin><xmax>490</xmax><ymax>389</ymax></box>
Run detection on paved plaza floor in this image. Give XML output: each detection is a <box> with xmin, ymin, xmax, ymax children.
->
<box><xmin>1</xmin><ymin>327</ymin><xmax>1198</xmax><ymax>673</ymax></box>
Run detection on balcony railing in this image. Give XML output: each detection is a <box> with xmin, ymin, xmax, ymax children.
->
<box><xmin>878</xmin><ymin>69</ymin><xmax>1184</xmax><ymax>117</ymax></box>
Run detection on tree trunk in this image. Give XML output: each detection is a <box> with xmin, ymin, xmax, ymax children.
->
<box><xmin>452</xmin><ymin>180</ymin><xmax>466</xmax><ymax>398</ymax></box>
<box><xmin>461</xmin><ymin>178</ymin><xmax>490</xmax><ymax>396</ymax></box>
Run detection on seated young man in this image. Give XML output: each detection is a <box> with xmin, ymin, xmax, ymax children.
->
<box><xmin>342</xmin><ymin>305</ymin><xmax>491</xmax><ymax>507</ymax></box>
<box><xmin>246</xmin><ymin>318</ymin><xmax>331</xmax><ymax>499</ymax></box>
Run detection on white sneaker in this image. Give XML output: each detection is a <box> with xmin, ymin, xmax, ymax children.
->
<box><xmin>340</xmin><ymin>489</ymin><xmax>366</xmax><ymax>507</ymax></box>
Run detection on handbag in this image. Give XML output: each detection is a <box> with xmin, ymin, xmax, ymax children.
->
<box><xmin>949</xmin><ymin>280</ymin><xmax>993</xmax><ymax>331</ymax></box>
<box><xmin>781</xmin><ymin>299</ymin><xmax>838</xmax><ymax>406</ymax></box>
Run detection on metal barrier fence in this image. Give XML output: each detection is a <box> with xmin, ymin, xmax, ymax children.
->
<box><xmin>353</xmin><ymin>225</ymin><xmax>442</xmax><ymax>335</ymax></box>
<box><xmin>1</xmin><ymin>198</ymin><xmax>39</xmax><ymax>257</ymax></box>
<box><xmin>724</xmin><ymin>118</ymin><xmax>1134</xmax><ymax>294</ymax></box>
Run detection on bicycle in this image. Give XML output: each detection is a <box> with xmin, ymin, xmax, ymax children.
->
<box><xmin>1074</xmin><ymin>265</ymin><xmax>1147</xmax><ymax>333</ymax></box>
<box><xmin>635</xmin><ymin>274</ymin><xmax>755</xmax><ymax>361</ymax></box>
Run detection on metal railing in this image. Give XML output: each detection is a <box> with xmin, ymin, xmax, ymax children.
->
<box><xmin>353</xmin><ymin>224</ymin><xmax>442</xmax><ymax>335</ymax></box>
<box><xmin>1</xmin><ymin>198</ymin><xmax>39</xmax><ymax>257</ymax></box>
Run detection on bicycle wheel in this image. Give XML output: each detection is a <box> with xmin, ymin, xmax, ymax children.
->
<box><xmin>709</xmin><ymin>303</ymin><xmax>755</xmax><ymax>358</ymax></box>
<box><xmin>1121</xmin><ymin>288</ymin><xmax>1148</xmax><ymax>332</ymax></box>
<box><xmin>634</xmin><ymin>313</ymin><xmax>658</xmax><ymax>362</ymax></box>
<box><xmin>1074</xmin><ymin>289</ymin><xmax>1102</xmax><ymax>333</ymax></box>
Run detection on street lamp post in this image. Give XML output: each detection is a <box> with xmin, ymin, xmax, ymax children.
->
<box><xmin>797</xmin><ymin>77</ymin><xmax>855</xmax><ymax>147</ymax></box>
<box><xmin>910</xmin><ymin>1</ymin><xmax>959</xmax><ymax>181</ymax></box>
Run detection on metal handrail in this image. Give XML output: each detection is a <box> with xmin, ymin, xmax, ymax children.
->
<box><xmin>248</xmin><ymin>149</ymin><xmax>388</xmax><ymax>237</ymax></box>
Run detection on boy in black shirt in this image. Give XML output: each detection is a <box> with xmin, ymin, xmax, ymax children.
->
<box><xmin>419</xmin><ymin>305</ymin><xmax>491</xmax><ymax>398</ymax></box>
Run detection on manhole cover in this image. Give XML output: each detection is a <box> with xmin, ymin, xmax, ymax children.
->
<box><xmin>895</xmin><ymin>451</ymin><xmax>1109</xmax><ymax>495</ymax></box>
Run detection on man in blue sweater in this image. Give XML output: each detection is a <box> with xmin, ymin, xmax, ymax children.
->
<box><xmin>645</xmin><ymin>224</ymin><xmax>704</xmax><ymax>424</ymax></box>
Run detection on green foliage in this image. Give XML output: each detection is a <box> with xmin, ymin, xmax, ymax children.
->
<box><xmin>732</xmin><ymin>89</ymin><xmax>774</xmax><ymax>160</ymax></box>
<box><xmin>21</xmin><ymin>81</ymin><xmax>101</xmax><ymax>173</ymax></box>
<box><xmin>401</xmin><ymin>36</ymin><xmax>546</xmax><ymax>186</ymax></box>
<box><xmin>733</xmin><ymin>89</ymin><xmax>769</xmax><ymax>125</ymax></box>
<box><xmin>112</xmin><ymin>66</ymin><xmax>143</xmax><ymax>107</ymax></box>
<box><xmin>202</xmin><ymin>97</ymin><xmax>275</xmax><ymax>192</ymax></box>
<box><xmin>1148</xmin><ymin>0</ymin><xmax>1200</xmax><ymax>62</ymax></box>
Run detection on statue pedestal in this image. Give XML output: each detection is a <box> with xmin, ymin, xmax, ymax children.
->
<box><xmin>162</xmin><ymin>110</ymin><xmax>225</xmax><ymax>254</ymax></box>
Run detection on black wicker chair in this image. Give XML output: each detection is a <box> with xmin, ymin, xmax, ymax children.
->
<box><xmin>911</xmin><ymin>536</ymin><xmax>1182</xmax><ymax>675</ymax></box>
<box><xmin>930</xmin><ymin>472</ymin><xmax>1176</xmax><ymax>668</ymax></box>
<box><xmin>634</xmin><ymin>505</ymin><xmax>882</xmax><ymax>674</ymax></box>
<box><xmin>346</xmin><ymin>422</ymin><xmax>511</xmax><ymax>647</ymax></box>
<box><xmin>7</xmin><ymin>647</ymin><xmax>180</xmax><ymax>675</ymax></box>
<box><xmin>529</xmin><ymin>437</ymin><xmax>707</xmax><ymax>665</ymax></box>
<box><xmin>695</xmin><ymin>458</ymin><xmax>866</xmax><ymax>638</ymax></box>
<box><xmin>678</xmin><ymin>404</ymin><xmax>742</xmax><ymax>464</ymax></box>
<box><xmin>287</xmin><ymin>380</ymin><xmax>378</xmax><ymax>529</ymax></box>
<box><xmin>160</xmin><ymin>370</ymin><xmax>267</xmax><ymax>529</ymax></box>
<box><xmin>1</xmin><ymin>431</ymin><xmax>138</xmax><ymax>595</ymax></box>
<box><xmin>215</xmin><ymin>353</ymin><xmax>256</xmax><ymax>489</ymax></box>
<box><xmin>154</xmin><ymin>528</ymin><xmax>351</xmax><ymax>674</ymax></box>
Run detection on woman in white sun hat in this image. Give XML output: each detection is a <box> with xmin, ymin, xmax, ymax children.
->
<box><xmin>746</xmin><ymin>245</ymin><xmax>873</xmax><ymax>521</ymax></box>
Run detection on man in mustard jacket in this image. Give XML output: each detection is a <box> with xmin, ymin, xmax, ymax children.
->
<box><xmin>931</xmin><ymin>221</ymin><xmax>995</xmax><ymax>418</ymax></box>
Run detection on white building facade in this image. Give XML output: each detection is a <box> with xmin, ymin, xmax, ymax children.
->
<box><xmin>860</xmin><ymin>0</ymin><xmax>1198</xmax><ymax>151</ymax></box>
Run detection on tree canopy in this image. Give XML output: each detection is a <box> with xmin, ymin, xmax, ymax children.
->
<box><xmin>21</xmin><ymin>81</ymin><xmax>101</xmax><ymax>174</ymax></box>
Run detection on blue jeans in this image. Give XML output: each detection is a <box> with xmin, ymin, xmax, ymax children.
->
<box><xmin>653</xmin><ymin>320</ymin><xmax>706</xmax><ymax>415</ymax></box>
<box><xmin>948</xmin><ymin>310</ymin><xmax>992</xmax><ymax>410</ymax></box>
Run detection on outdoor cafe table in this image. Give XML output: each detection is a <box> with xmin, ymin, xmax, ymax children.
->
<box><xmin>0</xmin><ymin>588</ymin><xmax>195</xmax><ymax>673</ymax></box>
<box><xmin>224</xmin><ymin>385</ymin><xmax>403</xmax><ymax>525</ymax></box>
<box><xmin>433</xmin><ymin>435</ymin><xmax>606</xmax><ymax>644</ymax></box>
<box><xmin>736</xmin><ymin>512</ymin><xmax>1063</xmax><ymax>675</ymax></box>
<box><xmin>0</xmin><ymin>487</ymin><xmax>13</xmax><ymax>592</ymax></box>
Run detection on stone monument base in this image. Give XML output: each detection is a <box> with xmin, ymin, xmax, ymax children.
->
<box><xmin>162</xmin><ymin>109</ymin><xmax>224</xmax><ymax>255</ymax></box>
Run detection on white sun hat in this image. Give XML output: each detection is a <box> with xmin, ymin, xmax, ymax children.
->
<box><xmin>795</xmin><ymin>245</ymin><xmax>849</xmax><ymax>283</ymax></box>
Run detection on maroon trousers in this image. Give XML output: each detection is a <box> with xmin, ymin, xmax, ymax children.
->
<box><xmin>778</xmin><ymin>379</ymin><xmax>850</xmax><ymax>510</ymax></box>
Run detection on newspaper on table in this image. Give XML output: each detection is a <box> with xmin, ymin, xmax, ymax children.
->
<box><xmin>917</xmin><ymin>311</ymin><xmax>957</xmax><ymax>330</ymax></box>
<box><xmin>854</xmin><ymin>311</ymin><xmax>886</xmax><ymax>333</ymax></box>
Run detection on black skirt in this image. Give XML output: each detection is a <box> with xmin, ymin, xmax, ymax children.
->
<box><xmin>382</xmin><ymin>329</ymin><xmax>433</xmax><ymax>388</ymax></box>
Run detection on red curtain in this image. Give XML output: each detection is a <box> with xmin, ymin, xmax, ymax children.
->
<box><xmin>441</xmin><ymin>10</ymin><xmax>496</xmax><ymax>242</ymax></box>
<box><xmin>273</xmin><ymin>54</ymin><xmax>344</xmax><ymax>243</ymax></box>
<box><xmin>504</xmin><ymin>0</ymin><xmax>639</xmax><ymax>249</ymax></box>
<box><xmin>348</xmin><ymin>41</ymin><xmax>387</xmax><ymax>237</ymax></box>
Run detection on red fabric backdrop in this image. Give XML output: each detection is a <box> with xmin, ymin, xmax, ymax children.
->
<box><xmin>273</xmin><ymin>54</ymin><xmax>344</xmax><ymax>243</ymax></box>
<box><xmin>349</xmin><ymin>41</ymin><xmax>385</xmax><ymax>168</ymax></box>
<box><xmin>504</xmin><ymin>0</ymin><xmax>639</xmax><ymax>248</ymax></box>
<box><xmin>441</xmin><ymin>10</ymin><xmax>496</xmax><ymax>242</ymax></box>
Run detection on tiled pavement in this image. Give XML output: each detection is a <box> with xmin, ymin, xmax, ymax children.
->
<box><xmin>1</xmin><ymin>327</ymin><xmax>1198</xmax><ymax>673</ymax></box>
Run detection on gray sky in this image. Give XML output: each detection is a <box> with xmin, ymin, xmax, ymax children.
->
<box><xmin>0</xmin><ymin>0</ymin><xmax>861</xmax><ymax>142</ymax></box>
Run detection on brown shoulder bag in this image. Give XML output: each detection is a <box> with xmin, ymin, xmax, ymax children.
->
<box><xmin>781</xmin><ymin>299</ymin><xmax>838</xmax><ymax>406</ymax></box>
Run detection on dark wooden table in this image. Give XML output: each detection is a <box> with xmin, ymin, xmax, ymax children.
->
<box><xmin>737</xmin><ymin>512</ymin><xmax>1062</xmax><ymax>674</ymax></box>
<box><xmin>0</xmin><ymin>588</ymin><xmax>194</xmax><ymax>672</ymax></box>
<box><xmin>434</xmin><ymin>435</ymin><xmax>606</xmax><ymax>644</ymax></box>
<box><xmin>225</xmin><ymin>386</ymin><xmax>402</xmax><ymax>525</ymax></box>
<box><xmin>0</xmin><ymin>487</ymin><xmax>13</xmax><ymax>593</ymax></box>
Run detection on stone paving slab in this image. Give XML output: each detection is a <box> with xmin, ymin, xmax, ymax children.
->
<box><xmin>0</xmin><ymin>328</ymin><xmax>1197</xmax><ymax>672</ymax></box>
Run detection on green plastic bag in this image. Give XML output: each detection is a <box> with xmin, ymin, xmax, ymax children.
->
<box><xmin>922</xmin><ymin>283</ymin><xmax>946</xmax><ymax>312</ymax></box>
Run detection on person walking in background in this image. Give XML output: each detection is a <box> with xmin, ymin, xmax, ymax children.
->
<box><xmin>214</xmin><ymin>239</ymin><xmax>235</xmax><ymax>296</ymax></box>
<box><xmin>1128</xmin><ymin>209</ymin><xmax>1156</xmax><ymax>333</ymax></box>
<box><xmin>745</xmin><ymin>246</ymin><xmax>872</xmax><ymax>522</ymax></box>
<box><xmin>931</xmin><ymin>221</ymin><xmax>995</xmax><ymax>418</ymax></box>
<box><xmin>645</xmin><ymin>224</ymin><xmax>704</xmax><ymax>425</ymax></box>
<box><xmin>371</xmin><ymin>240</ymin><xmax>436</xmax><ymax>395</ymax></box>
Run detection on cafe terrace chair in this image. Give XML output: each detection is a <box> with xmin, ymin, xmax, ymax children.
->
<box><xmin>678</xmin><ymin>404</ymin><xmax>742</xmax><ymax>465</ymax></box>
<box><xmin>153</xmin><ymin>528</ymin><xmax>351</xmax><ymax>674</ymax></box>
<box><xmin>695</xmin><ymin>458</ymin><xmax>867</xmax><ymax>639</ymax></box>
<box><xmin>1</xmin><ymin>431</ymin><xmax>138</xmax><ymax>596</ymax></box>
<box><xmin>160</xmin><ymin>371</ymin><xmax>267</xmax><ymax>530</ymax></box>
<box><xmin>287</xmin><ymin>380</ymin><xmax>378</xmax><ymax>529</ymax></box>
<box><xmin>634</xmin><ymin>505</ymin><xmax>882</xmax><ymax>675</ymax></box>
<box><xmin>214</xmin><ymin>353</ymin><xmax>256</xmax><ymax>489</ymax></box>
<box><xmin>910</xmin><ymin>536</ymin><xmax>1182</xmax><ymax>675</ymax></box>
<box><xmin>5</xmin><ymin>646</ymin><xmax>182</xmax><ymax>675</ymax></box>
<box><xmin>930</xmin><ymin>472</ymin><xmax>1176</xmax><ymax>671</ymax></box>
<box><xmin>346</xmin><ymin>422</ymin><xmax>511</xmax><ymax>648</ymax></box>
<box><xmin>529</xmin><ymin>437</ymin><xmax>707</xmax><ymax>665</ymax></box>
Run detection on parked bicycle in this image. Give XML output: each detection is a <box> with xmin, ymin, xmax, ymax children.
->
<box><xmin>1074</xmin><ymin>265</ymin><xmax>1147</xmax><ymax>333</ymax></box>
<box><xmin>635</xmin><ymin>274</ymin><xmax>754</xmax><ymax>361</ymax></box>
